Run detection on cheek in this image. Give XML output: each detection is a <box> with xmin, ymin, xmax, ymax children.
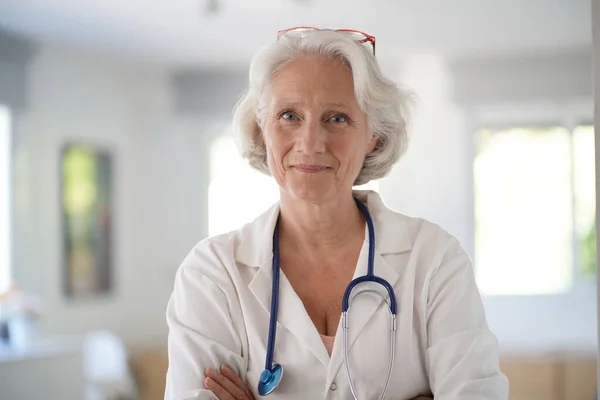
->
<box><xmin>262</xmin><ymin>126</ymin><xmax>291</xmax><ymax>165</ymax></box>
<box><xmin>335</xmin><ymin>140</ymin><xmax>367</xmax><ymax>164</ymax></box>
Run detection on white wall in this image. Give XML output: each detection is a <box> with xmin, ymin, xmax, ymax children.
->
<box><xmin>11</xmin><ymin>43</ymin><xmax>208</xmax><ymax>348</ymax></box>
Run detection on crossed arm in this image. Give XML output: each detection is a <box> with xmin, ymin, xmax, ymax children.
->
<box><xmin>203</xmin><ymin>365</ymin><xmax>433</xmax><ymax>400</ymax></box>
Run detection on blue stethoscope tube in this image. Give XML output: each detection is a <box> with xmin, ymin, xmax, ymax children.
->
<box><xmin>258</xmin><ymin>197</ymin><xmax>398</xmax><ymax>398</ymax></box>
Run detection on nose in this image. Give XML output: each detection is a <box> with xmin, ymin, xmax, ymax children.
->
<box><xmin>296</xmin><ymin>118</ymin><xmax>326</xmax><ymax>155</ymax></box>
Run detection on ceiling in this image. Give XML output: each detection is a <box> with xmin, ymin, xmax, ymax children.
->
<box><xmin>0</xmin><ymin>0</ymin><xmax>592</xmax><ymax>68</ymax></box>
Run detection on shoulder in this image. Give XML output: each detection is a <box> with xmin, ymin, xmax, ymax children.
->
<box><xmin>379</xmin><ymin>206</ymin><xmax>464</xmax><ymax>255</ymax></box>
<box><xmin>176</xmin><ymin>203</ymin><xmax>277</xmax><ymax>280</ymax></box>
<box><xmin>377</xmin><ymin>202</ymin><xmax>469</xmax><ymax>276</ymax></box>
<box><xmin>169</xmin><ymin>226</ymin><xmax>255</xmax><ymax>313</ymax></box>
<box><xmin>365</xmin><ymin>190</ymin><xmax>463</xmax><ymax>254</ymax></box>
<box><xmin>383</xmin><ymin>213</ymin><xmax>477</xmax><ymax>300</ymax></box>
<box><xmin>406</xmin><ymin>215</ymin><xmax>465</xmax><ymax>256</ymax></box>
<box><xmin>406</xmin><ymin>216</ymin><xmax>472</xmax><ymax>280</ymax></box>
<box><xmin>170</xmin><ymin>231</ymin><xmax>239</xmax><ymax>300</ymax></box>
<box><xmin>178</xmin><ymin>226</ymin><xmax>246</xmax><ymax>278</ymax></box>
<box><xmin>183</xmin><ymin>231</ymin><xmax>239</xmax><ymax>267</ymax></box>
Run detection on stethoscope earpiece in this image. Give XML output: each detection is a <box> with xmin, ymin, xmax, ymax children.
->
<box><xmin>257</xmin><ymin>364</ymin><xmax>283</xmax><ymax>396</ymax></box>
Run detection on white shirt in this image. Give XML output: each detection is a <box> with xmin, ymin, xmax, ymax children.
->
<box><xmin>165</xmin><ymin>191</ymin><xmax>508</xmax><ymax>400</ymax></box>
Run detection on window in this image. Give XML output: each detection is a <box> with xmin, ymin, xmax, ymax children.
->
<box><xmin>208</xmin><ymin>132</ymin><xmax>379</xmax><ymax>237</ymax></box>
<box><xmin>474</xmin><ymin>126</ymin><xmax>596</xmax><ymax>295</ymax></box>
<box><xmin>0</xmin><ymin>105</ymin><xmax>11</xmax><ymax>294</ymax></box>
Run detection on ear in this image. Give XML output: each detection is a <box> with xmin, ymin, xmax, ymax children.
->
<box><xmin>254</xmin><ymin>123</ymin><xmax>265</xmax><ymax>147</ymax></box>
<box><xmin>367</xmin><ymin>134</ymin><xmax>378</xmax><ymax>154</ymax></box>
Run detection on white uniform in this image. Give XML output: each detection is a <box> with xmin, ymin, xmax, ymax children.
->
<box><xmin>165</xmin><ymin>191</ymin><xmax>508</xmax><ymax>400</ymax></box>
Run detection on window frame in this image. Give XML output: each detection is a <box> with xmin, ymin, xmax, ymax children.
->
<box><xmin>0</xmin><ymin>104</ymin><xmax>12</xmax><ymax>294</ymax></box>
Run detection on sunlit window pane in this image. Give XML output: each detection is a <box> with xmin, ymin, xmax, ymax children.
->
<box><xmin>474</xmin><ymin>127</ymin><xmax>573</xmax><ymax>295</ymax></box>
<box><xmin>573</xmin><ymin>126</ymin><xmax>596</xmax><ymax>276</ymax></box>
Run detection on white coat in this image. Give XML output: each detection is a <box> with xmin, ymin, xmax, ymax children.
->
<box><xmin>165</xmin><ymin>191</ymin><xmax>509</xmax><ymax>400</ymax></box>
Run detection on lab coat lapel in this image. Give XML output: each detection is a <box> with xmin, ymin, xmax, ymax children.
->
<box><xmin>326</xmin><ymin>191</ymin><xmax>412</xmax><ymax>387</ymax></box>
<box><xmin>242</xmin><ymin>203</ymin><xmax>331</xmax><ymax>369</ymax></box>
<box><xmin>248</xmin><ymin>261</ymin><xmax>331</xmax><ymax>369</ymax></box>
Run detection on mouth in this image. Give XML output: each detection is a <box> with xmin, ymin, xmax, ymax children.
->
<box><xmin>291</xmin><ymin>164</ymin><xmax>330</xmax><ymax>173</ymax></box>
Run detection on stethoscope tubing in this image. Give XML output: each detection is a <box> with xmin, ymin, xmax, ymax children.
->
<box><xmin>260</xmin><ymin>197</ymin><xmax>398</xmax><ymax>397</ymax></box>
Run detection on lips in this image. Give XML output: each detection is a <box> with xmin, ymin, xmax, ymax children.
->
<box><xmin>292</xmin><ymin>164</ymin><xmax>329</xmax><ymax>173</ymax></box>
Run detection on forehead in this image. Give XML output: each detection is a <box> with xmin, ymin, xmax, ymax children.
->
<box><xmin>266</xmin><ymin>56</ymin><xmax>358</xmax><ymax>106</ymax></box>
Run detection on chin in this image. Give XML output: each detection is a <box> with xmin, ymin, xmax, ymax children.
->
<box><xmin>283</xmin><ymin>182</ymin><xmax>339</xmax><ymax>204</ymax></box>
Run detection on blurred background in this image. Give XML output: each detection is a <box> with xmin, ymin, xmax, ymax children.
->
<box><xmin>0</xmin><ymin>0</ymin><xmax>597</xmax><ymax>399</ymax></box>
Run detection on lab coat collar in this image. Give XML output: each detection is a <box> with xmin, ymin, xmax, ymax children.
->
<box><xmin>240</xmin><ymin>190</ymin><xmax>413</xmax><ymax>370</ymax></box>
<box><xmin>235</xmin><ymin>190</ymin><xmax>412</xmax><ymax>268</ymax></box>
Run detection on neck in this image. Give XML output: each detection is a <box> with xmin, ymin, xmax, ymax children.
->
<box><xmin>278</xmin><ymin>191</ymin><xmax>365</xmax><ymax>251</ymax></box>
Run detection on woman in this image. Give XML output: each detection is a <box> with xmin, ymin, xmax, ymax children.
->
<box><xmin>165</xmin><ymin>27</ymin><xmax>508</xmax><ymax>400</ymax></box>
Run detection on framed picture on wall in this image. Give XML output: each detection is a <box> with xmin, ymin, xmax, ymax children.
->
<box><xmin>60</xmin><ymin>143</ymin><xmax>114</xmax><ymax>298</ymax></box>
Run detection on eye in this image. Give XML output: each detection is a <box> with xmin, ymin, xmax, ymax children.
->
<box><xmin>280</xmin><ymin>111</ymin><xmax>297</xmax><ymax>121</ymax></box>
<box><xmin>329</xmin><ymin>114</ymin><xmax>348</xmax><ymax>124</ymax></box>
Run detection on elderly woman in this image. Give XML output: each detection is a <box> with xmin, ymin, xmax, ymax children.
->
<box><xmin>165</xmin><ymin>27</ymin><xmax>508</xmax><ymax>400</ymax></box>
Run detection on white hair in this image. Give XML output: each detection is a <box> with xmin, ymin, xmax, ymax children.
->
<box><xmin>232</xmin><ymin>30</ymin><xmax>415</xmax><ymax>185</ymax></box>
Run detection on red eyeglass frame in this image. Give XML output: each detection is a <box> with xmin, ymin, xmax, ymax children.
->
<box><xmin>277</xmin><ymin>26</ymin><xmax>376</xmax><ymax>55</ymax></box>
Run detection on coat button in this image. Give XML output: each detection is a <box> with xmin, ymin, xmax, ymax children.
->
<box><xmin>330</xmin><ymin>382</ymin><xmax>337</xmax><ymax>391</ymax></box>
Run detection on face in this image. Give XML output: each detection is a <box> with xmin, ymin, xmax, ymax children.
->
<box><xmin>260</xmin><ymin>56</ymin><xmax>376</xmax><ymax>204</ymax></box>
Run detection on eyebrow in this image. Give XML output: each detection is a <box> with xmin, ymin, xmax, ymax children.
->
<box><xmin>273</xmin><ymin>101</ymin><xmax>300</xmax><ymax>109</ymax></box>
<box><xmin>273</xmin><ymin>101</ymin><xmax>350</xmax><ymax>109</ymax></box>
<box><xmin>325</xmin><ymin>102</ymin><xmax>349</xmax><ymax>109</ymax></box>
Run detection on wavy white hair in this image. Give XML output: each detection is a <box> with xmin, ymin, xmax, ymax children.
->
<box><xmin>232</xmin><ymin>30</ymin><xmax>415</xmax><ymax>185</ymax></box>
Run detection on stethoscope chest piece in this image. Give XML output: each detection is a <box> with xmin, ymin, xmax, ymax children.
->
<box><xmin>258</xmin><ymin>364</ymin><xmax>283</xmax><ymax>396</ymax></box>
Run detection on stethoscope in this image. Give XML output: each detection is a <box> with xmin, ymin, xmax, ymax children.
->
<box><xmin>257</xmin><ymin>197</ymin><xmax>398</xmax><ymax>399</ymax></box>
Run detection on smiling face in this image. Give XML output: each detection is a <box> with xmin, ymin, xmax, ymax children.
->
<box><xmin>260</xmin><ymin>56</ymin><xmax>376</xmax><ymax>205</ymax></box>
